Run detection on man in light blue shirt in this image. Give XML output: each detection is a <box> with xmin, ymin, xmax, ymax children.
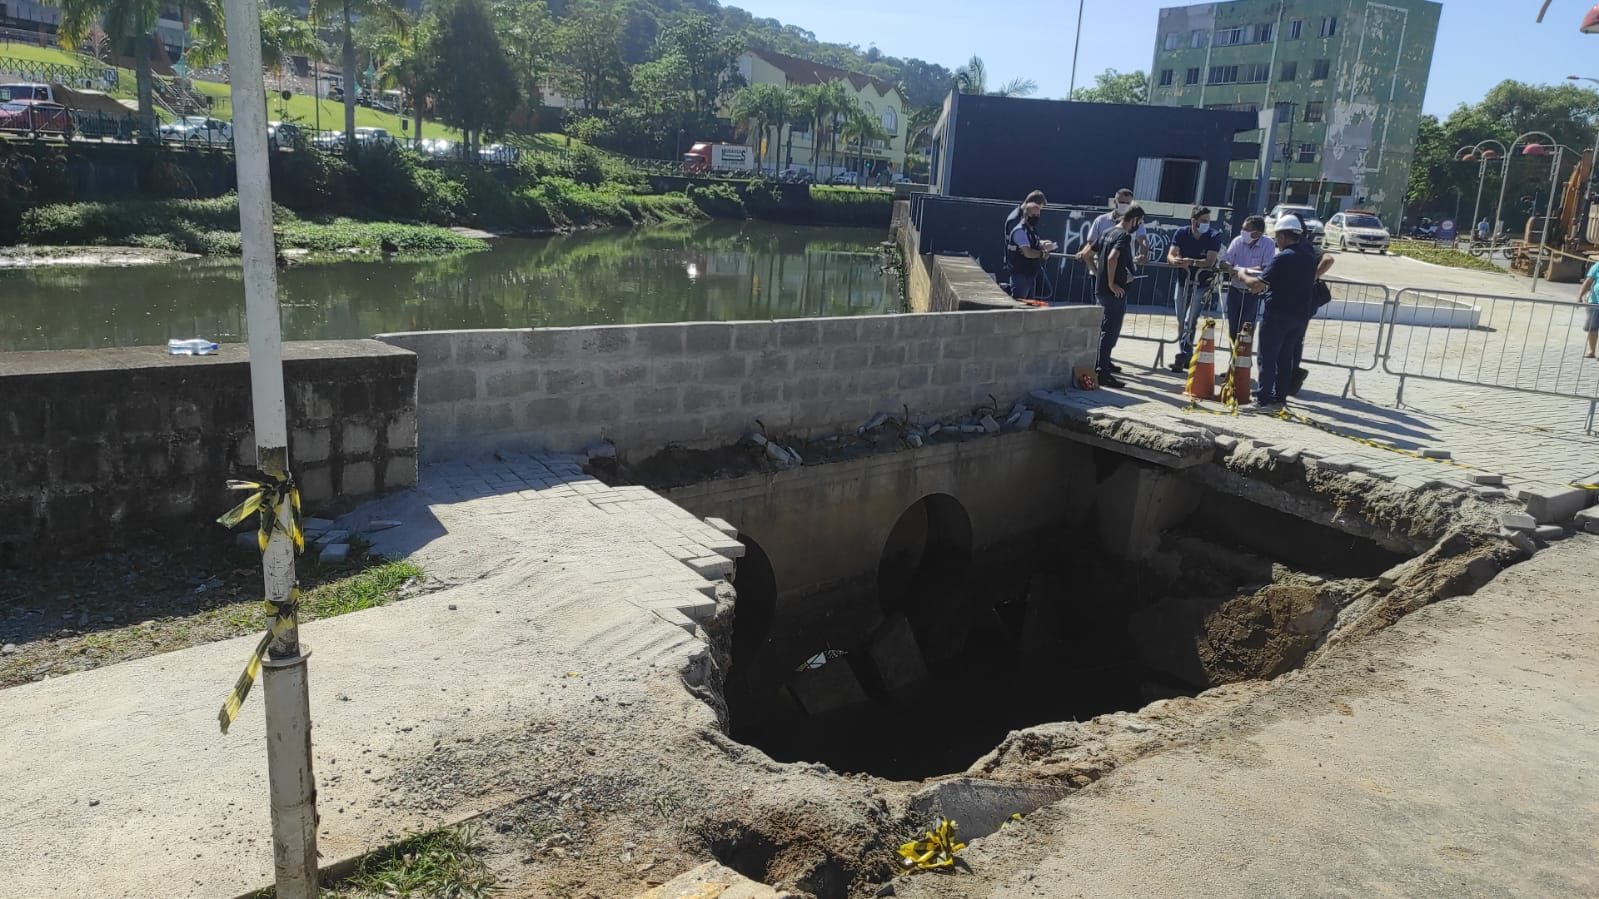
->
<box><xmin>1579</xmin><ymin>260</ymin><xmax>1599</xmax><ymax>358</ymax></box>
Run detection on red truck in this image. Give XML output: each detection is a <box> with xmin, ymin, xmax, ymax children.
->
<box><xmin>682</xmin><ymin>142</ymin><xmax>755</xmax><ymax>175</ymax></box>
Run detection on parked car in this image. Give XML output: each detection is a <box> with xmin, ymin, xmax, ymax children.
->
<box><xmin>311</xmin><ymin>130</ymin><xmax>343</xmax><ymax>151</ymax></box>
<box><xmin>892</xmin><ymin>174</ymin><xmax>914</xmax><ymax>184</ymax></box>
<box><xmin>352</xmin><ymin>127</ymin><xmax>395</xmax><ymax>148</ymax></box>
<box><xmin>418</xmin><ymin>137</ymin><xmax>459</xmax><ymax>159</ymax></box>
<box><xmin>161</xmin><ymin>115</ymin><xmax>232</xmax><ymax>147</ymax></box>
<box><xmin>0</xmin><ymin>100</ymin><xmax>73</xmax><ymax>138</ymax></box>
<box><xmin>1324</xmin><ymin>210</ymin><xmax>1391</xmax><ymax>254</ymax></box>
<box><xmin>779</xmin><ymin>167</ymin><xmax>812</xmax><ymax>184</ymax></box>
<box><xmin>1265</xmin><ymin>203</ymin><xmax>1325</xmax><ymax>244</ymax></box>
<box><xmin>830</xmin><ymin>171</ymin><xmax>860</xmax><ymax>186</ymax></box>
<box><xmin>480</xmin><ymin>143</ymin><xmax>518</xmax><ymax>165</ymax></box>
<box><xmin>267</xmin><ymin>121</ymin><xmax>302</xmax><ymax>150</ymax></box>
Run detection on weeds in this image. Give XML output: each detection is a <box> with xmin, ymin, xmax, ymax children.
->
<box><xmin>327</xmin><ymin>825</ymin><xmax>499</xmax><ymax>898</ymax></box>
<box><xmin>300</xmin><ymin>560</ymin><xmax>424</xmax><ymax>618</ymax></box>
<box><xmin>1386</xmin><ymin>241</ymin><xmax>1505</xmax><ymax>273</ymax></box>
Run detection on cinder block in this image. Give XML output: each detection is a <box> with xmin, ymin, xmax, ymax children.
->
<box><xmin>818</xmin><ymin>317</ymin><xmax>863</xmax><ymax>343</ymax></box>
<box><xmin>749</xmin><ymin>350</ymin><xmax>792</xmax><ymax>377</ymax></box>
<box><xmin>342</xmin><ymin>461</ymin><xmax>376</xmax><ymax>496</ymax></box>
<box><xmin>865</xmin><ymin>614</ymin><xmax>929</xmax><ymax>694</ymax></box>
<box><xmin>299</xmin><ymin>467</ymin><xmax>333</xmax><ymax>504</ymax></box>
<box><xmin>577</xmin><ymin>327</ymin><xmax>635</xmax><ymax>355</ymax></box>
<box><xmin>787</xmin><ymin>658</ymin><xmax>869</xmax><ymax>716</ymax></box>
<box><xmin>1534</xmin><ymin>524</ymin><xmax>1566</xmax><ymax>541</ymax></box>
<box><xmin>653</xmin><ymin>357</ymin><xmax>699</xmax><ymax>383</ymax></box>
<box><xmin>701</xmin><ymin>353</ymin><xmax>750</xmax><ymax>380</ymax></box>
<box><xmin>417</xmin><ymin>369</ymin><xmax>477</xmax><ymax>404</ymax></box>
<box><xmin>484</xmin><ymin>369</ymin><xmax>541</xmax><ymax>398</ymax></box>
<box><xmin>456</xmin><ymin>402</ymin><xmax>513</xmax><ymax>434</ymax></box>
<box><xmin>1516</xmin><ymin>486</ymin><xmax>1592</xmax><ymax>524</ymax></box>
<box><xmin>776</xmin><ymin>319</ymin><xmax>822</xmax><ymax>348</ymax></box>
<box><xmin>682</xmin><ymin>322</ymin><xmax>734</xmax><ymax>354</ymax></box>
<box><xmin>682</xmin><ymin>384</ymin><xmax>734</xmax><ymax>414</ymax></box>
<box><xmin>1499</xmin><ymin>511</ymin><xmax>1537</xmax><ymax>532</ymax></box>
<box><xmin>386</xmin><ymin>411</ymin><xmax>417</xmax><ymax>450</ymax></box>
<box><xmin>341</xmin><ymin>422</ymin><xmax>378</xmax><ymax>457</ymax></box>
<box><xmin>857</xmin><ymin>316</ymin><xmax>897</xmax><ymax>344</ymax></box>
<box><xmin>543</xmin><ymin>368</ymin><xmax>596</xmax><ymax>395</ymax></box>
<box><xmin>387</xmin><ymin>454</ymin><xmax>419</xmax><ymax>488</ymax></box>
<box><xmin>871</xmin><ymin>344</ymin><xmax>908</xmax><ymax>366</ymax></box>
<box><xmin>732</xmin><ymin>321</ymin><xmax>777</xmax><ymax>351</ymax></box>
<box><xmin>601</xmin><ymin>363</ymin><xmax>649</xmax><ymax>388</ymax></box>
<box><xmin>632</xmin><ymin>387</ymin><xmax>681</xmax><ymax>416</ymax></box>
<box><xmin>637</xmin><ymin>324</ymin><xmax>687</xmax><ymax>354</ymax></box>
<box><xmin>831</xmin><ymin>345</ymin><xmax>872</xmax><ymax>370</ymax></box>
<box><xmin>1575</xmin><ymin>507</ymin><xmax>1599</xmax><ymax>534</ymax></box>
<box><xmin>458</xmin><ymin>334</ymin><xmax>511</xmax><ymax>364</ymax></box>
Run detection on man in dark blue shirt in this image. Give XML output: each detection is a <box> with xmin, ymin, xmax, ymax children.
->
<box><xmin>1166</xmin><ymin>205</ymin><xmax>1224</xmax><ymax>371</ymax></box>
<box><xmin>1237</xmin><ymin>214</ymin><xmax>1333</xmax><ymax>410</ymax></box>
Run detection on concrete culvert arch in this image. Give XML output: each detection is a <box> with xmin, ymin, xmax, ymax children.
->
<box><xmin>876</xmin><ymin>492</ymin><xmax>974</xmax><ymax>620</ymax></box>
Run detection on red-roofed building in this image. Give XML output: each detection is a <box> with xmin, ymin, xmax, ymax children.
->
<box><xmin>734</xmin><ymin>47</ymin><xmax>908</xmax><ymax>181</ymax></box>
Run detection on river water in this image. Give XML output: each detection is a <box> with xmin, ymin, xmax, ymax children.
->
<box><xmin>0</xmin><ymin>221</ymin><xmax>896</xmax><ymax>352</ymax></box>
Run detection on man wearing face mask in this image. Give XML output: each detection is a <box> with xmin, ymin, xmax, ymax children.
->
<box><xmin>1220</xmin><ymin>214</ymin><xmax>1275</xmax><ymax>343</ymax></box>
<box><xmin>1006</xmin><ymin>201</ymin><xmax>1056</xmax><ymax>300</ymax></box>
<box><xmin>1088</xmin><ymin>188</ymin><xmax>1150</xmax><ymax>263</ymax></box>
<box><xmin>1166</xmin><ymin>205</ymin><xmax>1223</xmax><ymax>372</ymax></box>
<box><xmin>1236</xmin><ymin>215</ymin><xmax>1334</xmax><ymax>412</ymax></box>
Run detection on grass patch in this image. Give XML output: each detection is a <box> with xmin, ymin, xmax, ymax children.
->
<box><xmin>328</xmin><ymin>825</ymin><xmax>498</xmax><ymax>899</ymax></box>
<box><xmin>301</xmin><ymin>560</ymin><xmax>424</xmax><ymax>618</ymax></box>
<box><xmin>17</xmin><ymin>195</ymin><xmax>485</xmax><ymax>257</ymax></box>
<box><xmin>1387</xmin><ymin>241</ymin><xmax>1504</xmax><ymax>273</ymax></box>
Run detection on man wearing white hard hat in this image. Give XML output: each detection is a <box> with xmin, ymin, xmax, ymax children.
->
<box><xmin>1236</xmin><ymin>213</ymin><xmax>1334</xmax><ymax>411</ymax></box>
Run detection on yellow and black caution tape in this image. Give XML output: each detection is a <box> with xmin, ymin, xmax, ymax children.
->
<box><xmin>217</xmin><ymin>473</ymin><xmax>304</xmax><ymax>553</ymax></box>
<box><xmin>218</xmin><ymin>589</ymin><xmax>301</xmax><ymax>734</ymax></box>
<box><xmin>898</xmin><ymin>818</ymin><xmax>966</xmax><ymax>871</ymax></box>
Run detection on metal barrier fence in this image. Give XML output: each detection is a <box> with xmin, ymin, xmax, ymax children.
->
<box><xmin>1383</xmin><ymin>287</ymin><xmax>1599</xmax><ymax>429</ymax></box>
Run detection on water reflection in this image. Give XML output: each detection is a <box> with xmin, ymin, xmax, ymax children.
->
<box><xmin>0</xmin><ymin>220</ymin><xmax>895</xmax><ymax>351</ymax></box>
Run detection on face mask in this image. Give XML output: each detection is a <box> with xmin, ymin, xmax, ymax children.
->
<box><xmin>1115</xmin><ymin>202</ymin><xmax>1131</xmax><ymax>214</ymax></box>
<box><xmin>1249</xmin><ymin>231</ymin><xmax>1264</xmax><ymax>240</ymax></box>
<box><xmin>1196</xmin><ymin>220</ymin><xmax>1210</xmax><ymax>230</ymax></box>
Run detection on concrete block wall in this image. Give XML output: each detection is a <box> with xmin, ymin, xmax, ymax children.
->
<box><xmin>0</xmin><ymin>340</ymin><xmax>417</xmax><ymax>565</ymax></box>
<box><xmin>379</xmin><ymin>307</ymin><xmax>1102</xmax><ymax>462</ymax></box>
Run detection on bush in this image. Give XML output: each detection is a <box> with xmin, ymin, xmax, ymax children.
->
<box><xmin>687</xmin><ymin>182</ymin><xmax>746</xmax><ymax>218</ymax></box>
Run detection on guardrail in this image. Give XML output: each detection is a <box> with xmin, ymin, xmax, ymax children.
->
<box><xmin>1383</xmin><ymin>287</ymin><xmax>1599</xmax><ymax>430</ymax></box>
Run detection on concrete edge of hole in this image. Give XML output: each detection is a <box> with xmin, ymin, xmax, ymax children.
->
<box><xmin>905</xmin><ymin>778</ymin><xmax>1074</xmax><ymax>843</ymax></box>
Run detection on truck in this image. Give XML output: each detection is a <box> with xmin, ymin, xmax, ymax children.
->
<box><xmin>0</xmin><ymin>83</ymin><xmax>136</xmax><ymax>141</ymax></box>
<box><xmin>682</xmin><ymin>142</ymin><xmax>755</xmax><ymax>175</ymax></box>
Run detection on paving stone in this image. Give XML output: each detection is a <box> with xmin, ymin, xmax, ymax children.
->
<box><xmin>1421</xmin><ymin>448</ymin><xmax>1453</xmax><ymax>460</ymax></box>
<box><xmin>302</xmin><ymin>517</ymin><xmax>335</xmax><ymax>534</ymax></box>
<box><xmin>703</xmin><ymin>517</ymin><xmax>738</xmax><ymax>538</ymax></box>
<box><xmin>1516</xmin><ymin>487</ymin><xmax>1592</xmax><ymax>524</ymax></box>
<box><xmin>1534</xmin><ymin>525</ymin><xmax>1566</xmax><ymax>542</ymax></box>
<box><xmin>1575</xmin><ymin>507</ymin><xmax>1599</xmax><ymax>535</ymax></box>
<box><xmin>1469</xmin><ymin>473</ymin><xmax>1505</xmax><ymax>486</ymax></box>
<box><xmin>319</xmin><ymin>543</ymin><xmax>351</xmax><ymax>563</ymax></box>
<box><xmin>1499</xmin><ymin>512</ymin><xmax>1538</xmax><ymax>532</ymax></box>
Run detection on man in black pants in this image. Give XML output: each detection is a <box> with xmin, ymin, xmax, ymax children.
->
<box><xmin>1006</xmin><ymin>202</ymin><xmax>1055</xmax><ymax>299</ymax></box>
<box><xmin>1091</xmin><ymin>204</ymin><xmax>1144</xmax><ymax>388</ymax></box>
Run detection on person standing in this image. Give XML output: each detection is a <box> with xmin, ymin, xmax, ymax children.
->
<box><xmin>1088</xmin><ymin>188</ymin><xmax>1149</xmax><ymax>262</ymax></box>
<box><xmin>1219</xmin><ymin>215</ymin><xmax>1275</xmax><ymax>342</ymax></box>
<box><xmin>1007</xmin><ymin>201</ymin><xmax>1055</xmax><ymax>300</ymax></box>
<box><xmin>1166</xmin><ymin>205</ymin><xmax>1223</xmax><ymax>372</ymax></box>
<box><xmin>1004</xmin><ymin>190</ymin><xmax>1048</xmax><ymax>248</ymax></box>
<box><xmin>1580</xmin><ymin>260</ymin><xmax>1599</xmax><ymax>359</ymax></box>
<box><xmin>1478</xmin><ymin>217</ymin><xmax>1492</xmax><ymax>242</ymax></box>
<box><xmin>1236</xmin><ymin>214</ymin><xmax>1333</xmax><ymax>411</ymax></box>
<box><xmin>1092</xmin><ymin>204</ymin><xmax>1145</xmax><ymax>388</ymax></box>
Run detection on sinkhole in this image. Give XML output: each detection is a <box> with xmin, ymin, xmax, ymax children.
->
<box><xmin>714</xmin><ymin>458</ymin><xmax>1411</xmax><ymax>782</ymax></box>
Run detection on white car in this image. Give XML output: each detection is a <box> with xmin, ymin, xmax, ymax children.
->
<box><xmin>1324</xmin><ymin>210</ymin><xmax>1391</xmax><ymax>254</ymax></box>
<box><xmin>1265</xmin><ymin>204</ymin><xmax>1325</xmax><ymax>245</ymax></box>
<box><xmin>352</xmin><ymin>127</ymin><xmax>395</xmax><ymax>148</ymax></box>
<box><xmin>160</xmin><ymin>116</ymin><xmax>232</xmax><ymax>146</ymax></box>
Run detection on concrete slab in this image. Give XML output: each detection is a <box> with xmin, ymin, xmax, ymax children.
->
<box><xmin>787</xmin><ymin>659</ymin><xmax>869</xmax><ymax>716</ymax></box>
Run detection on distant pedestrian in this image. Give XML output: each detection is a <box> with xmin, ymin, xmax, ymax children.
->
<box><xmin>1006</xmin><ymin>201</ymin><xmax>1055</xmax><ymax>300</ymax></box>
<box><xmin>1166</xmin><ymin>205</ymin><xmax>1224</xmax><ymax>372</ymax></box>
<box><xmin>1091</xmin><ymin>204</ymin><xmax>1145</xmax><ymax>388</ymax></box>
<box><xmin>1579</xmin><ymin>260</ymin><xmax>1599</xmax><ymax>359</ymax></box>
<box><xmin>1478</xmin><ymin>218</ymin><xmax>1492</xmax><ymax>242</ymax></box>
<box><xmin>1236</xmin><ymin>214</ymin><xmax>1334</xmax><ymax>411</ymax></box>
<box><xmin>1220</xmin><ymin>215</ymin><xmax>1275</xmax><ymax>342</ymax></box>
<box><xmin>1089</xmin><ymin>188</ymin><xmax>1150</xmax><ymax>263</ymax></box>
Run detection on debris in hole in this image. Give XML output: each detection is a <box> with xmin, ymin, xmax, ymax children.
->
<box><xmin>795</xmin><ymin>649</ymin><xmax>847</xmax><ymax>672</ymax></box>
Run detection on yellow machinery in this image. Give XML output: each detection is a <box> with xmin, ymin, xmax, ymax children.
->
<box><xmin>1513</xmin><ymin>148</ymin><xmax>1596</xmax><ymax>282</ymax></box>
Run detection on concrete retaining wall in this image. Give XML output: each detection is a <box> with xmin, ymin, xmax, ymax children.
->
<box><xmin>0</xmin><ymin>340</ymin><xmax>417</xmax><ymax>565</ymax></box>
<box><xmin>378</xmin><ymin>307</ymin><xmax>1101</xmax><ymax>461</ymax></box>
<box><xmin>896</xmin><ymin>199</ymin><xmax>1022</xmax><ymax>314</ymax></box>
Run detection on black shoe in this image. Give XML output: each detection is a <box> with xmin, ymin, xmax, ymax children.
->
<box><xmin>1109</xmin><ymin>363</ymin><xmax>1124</xmax><ymax>373</ymax></box>
<box><xmin>1168</xmin><ymin>359</ymin><xmax>1188</xmax><ymax>373</ymax></box>
<box><xmin>1289</xmin><ymin>367</ymin><xmax>1309</xmax><ymax>396</ymax></box>
<box><xmin>1098</xmin><ymin>372</ymin><xmax>1127</xmax><ymax>389</ymax></box>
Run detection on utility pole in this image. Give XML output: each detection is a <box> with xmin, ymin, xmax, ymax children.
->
<box><xmin>1277</xmin><ymin>102</ymin><xmax>1297</xmax><ymax>205</ymax></box>
<box><xmin>1069</xmin><ymin>0</ymin><xmax>1086</xmax><ymax>99</ymax></box>
<box><xmin>219</xmin><ymin>0</ymin><xmax>319</xmax><ymax>893</ymax></box>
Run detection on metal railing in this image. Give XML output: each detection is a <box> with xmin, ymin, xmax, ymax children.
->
<box><xmin>1382</xmin><ymin>287</ymin><xmax>1599</xmax><ymax>429</ymax></box>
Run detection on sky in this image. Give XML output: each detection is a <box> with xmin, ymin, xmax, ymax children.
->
<box><xmin>726</xmin><ymin>0</ymin><xmax>1599</xmax><ymax>117</ymax></box>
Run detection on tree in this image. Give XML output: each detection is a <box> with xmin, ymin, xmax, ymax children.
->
<box><xmin>955</xmin><ymin>55</ymin><xmax>1038</xmax><ymax>98</ymax></box>
<box><xmin>730</xmin><ymin>82</ymin><xmax>793</xmax><ymax>173</ymax></box>
<box><xmin>904</xmin><ymin>103</ymin><xmax>941</xmax><ymax>156</ymax></box>
<box><xmin>431</xmin><ymin>0</ymin><xmax>519</xmax><ymax>156</ymax></box>
<box><xmin>556</xmin><ymin>0</ymin><xmax>626</xmax><ymax>111</ymax></box>
<box><xmin>312</xmin><ymin>0</ymin><xmax>409</xmax><ymax>152</ymax></box>
<box><xmin>391</xmin><ymin>13</ymin><xmax>437</xmax><ymax>147</ymax></box>
<box><xmin>991</xmin><ymin>77</ymin><xmax>1038</xmax><ymax>98</ymax></box>
<box><xmin>189</xmin><ymin>8</ymin><xmax>325</xmax><ymax>80</ymax></box>
<box><xmin>494</xmin><ymin>0</ymin><xmax>554</xmax><ymax>107</ymax></box>
<box><xmin>1071</xmin><ymin>69</ymin><xmax>1148</xmax><ymax>104</ymax></box>
<box><xmin>841</xmin><ymin>99</ymin><xmax>888</xmax><ymax>182</ymax></box>
<box><xmin>59</xmin><ymin>0</ymin><xmax>223</xmax><ymax>141</ymax></box>
<box><xmin>655</xmin><ymin>11</ymin><xmax>743</xmax><ymax>122</ymax></box>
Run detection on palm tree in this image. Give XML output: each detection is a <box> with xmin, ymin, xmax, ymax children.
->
<box><xmin>311</xmin><ymin>0</ymin><xmax>409</xmax><ymax>152</ymax></box>
<box><xmin>190</xmin><ymin>9</ymin><xmax>326</xmax><ymax>105</ymax></box>
<box><xmin>765</xmin><ymin>84</ymin><xmax>794</xmax><ymax>174</ymax></box>
<box><xmin>729</xmin><ymin>84</ymin><xmax>772</xmax><ymax>172</ymax></box>
<box><xmin>59</xmin><ymin>0</ymin><xmax>223</xmax><ymax>141</ymax></box>
<box><xmin>955</xmin><ymin>55</ymin><xmax>986</xmax><ymax>95</ymax></box>
<box><xmin>818</xmin><ymin>80</ymin><xmax>851</xmax><ymax>175</ymax></box>
<box><xmin>990</xmin><ymin>77</ymin><xmax>1038</xmax><ymax>98</ymax></box>
<box><xmin>904</xmin><ymin>104</ymin><xmax>940</xmax><ymax>156</ymax></box>
<box><xmin>841</xmin><ymin>101</ymin><xmax>888</xmax><ymax>184</ymax></box>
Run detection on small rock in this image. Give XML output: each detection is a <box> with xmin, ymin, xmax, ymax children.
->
<box><xmin>904</xmin><ymin>433</ymin><xmax>923</xmax><ymax>448</ymax></box>
<box><xmin>447</xmin><ymin>604</ymin><xmax>458</xmax><ymax>611</ymax></box>
<box><xmin>1500</xmin><ymin>526</ymin><xmax>1537</xmax><ymax>556</ymax></box>
<box><xmin>876</xmin><ymin>884</ymin><xmax>897</xmax><ymax>897</ymax></box>
<box><xmin>0</xmin><ymin>643</ymin><xmax>15</xmax><ymax>655</ymax></box>
<box><xmin>927</xmin><ymin>424</ymin><xmax>943</xmax><ymax>436</ymax></box>
<box><xmin>744</xmin><ymin>431</ymin><xmax>768</xmax><ymax>447</ymax></box>
<box><xmin>1014</xmin><ymin>410</ymin><xmax>1035</xmax><ymax>428</ymax></box>
<box><xmin>88</xmin><ymin>799</ymin><xmax>100</xmax><ymax>807</ymax></box>
<box><xmin>78</xmin><ymin>611</ymin><xmax>88</xmax><ymax>627</ymax></box>
<box><xmin>765</xmin><ymin>442</ymin><xmax>792</xmax><ymax>466</ymax></box>
<box><xmin>496</xmin><ymin>821</ymin><xmax>514</xmax><ymax>833</ymax></box>
<box><xmin>320</xmin><ymin>543</ymin><xmax>351</xmax><ymax>564</ymax></box>
<box><xmin>980</xmin><ymin>414</ymin><xmax>1001</xmax><ymax>433</ymax></box>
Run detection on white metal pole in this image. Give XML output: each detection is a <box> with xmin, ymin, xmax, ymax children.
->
<box><xmin>1069</xmin><ymin>0</ymin><xmax>1085</xmax><ymax>99</ymax></box>
<box><xmin>219</xmin><ymin>0</ymin><xmax>319</xmax><ymax>893</ymax></box>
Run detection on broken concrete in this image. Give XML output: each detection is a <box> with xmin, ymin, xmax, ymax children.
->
<box><xmin>1093</xmin><ymin>462</ymin><xmax>1203</xmax><ymax>561</ymax></box>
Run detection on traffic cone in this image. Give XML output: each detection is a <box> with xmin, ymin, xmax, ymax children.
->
<box><xmin>1185</xmin><ymin>318</ymin><xmax>1217</xmax><ymax>401</ymax></box>
<box><xmin>1223</xmin><ymin>322</ymin><xmax>1254</xmax><ymax>407</ymax></box>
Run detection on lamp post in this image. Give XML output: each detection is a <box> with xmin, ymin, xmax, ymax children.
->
<box><xmin>1456</xmin><ymin>139</ymin><xmax>1506</xmax><ymax>243</ymax></box>
<box><xmin>1522</xmin><ymin>140</ymin><xmax>1578</xmax><ymax>293</ymax></box>
<box><xmin>1490</xmin><ymin>130</ymin><xmax>1559</xmax><ymax>245</ymax></box>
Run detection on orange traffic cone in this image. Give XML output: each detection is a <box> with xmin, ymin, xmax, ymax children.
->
<box><xmin>1185</xmin><ymin>319</ymin><xmax>1217</xmax><ymax>401</ymax></box>
<box><xmin>1223</xmin><ymin>322</ymin><xmax>1254</xmax><ymax>407</ymax></box>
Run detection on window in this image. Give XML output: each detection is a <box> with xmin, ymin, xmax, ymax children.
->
<box><xmin>1312</xmin><ymin>58</ymin><xmax>1330</xmax><ymax>80</ymax></box>
<box><xmin>1208</xmin><ymin>65</ymin><xmax>1240</xmax><ymax>85</ymax></box>
<box><xmin>1243</xmin><ymin>63</ymin><xmax>1271</xmax><ymax>83</ymax></box>
<box><xmin>1164</xmin><ymin>32</ymin><xmax>1179</xmax><ymax>50</ymax></box>
<box><xmin>1191</xmin><ymin>29</ymin><xmax>1206</xmax><ymax>48</ymax></box>
<box><xmin>1158</xmin><ymin>69</ymin><xmax>1175</xmax><ymax>87</ymax></box>
<box><xmin>1298</xmin><ymin>142</ymin><xmax>1318</xmax><ymax>163</ymax></box>
<box><xmin>1185</xmin><ymin>67</ymin><xmax>1201</xmax><ymax>85</ymax></box>
<box><xmin>1304</xmin><ymin>100</ymin><xmax>1325</xmax><ymax>123</ymax></box>
<box><xmin>1253</xmin><ymin>22</ymin><xmax>1274</xmax><ymax>43</ymax></box>
<box><xmin>1287</xmin><ymin>19</ymin><xmax>1303</xmax><ymax>39</ymax></box>
<box><xmin>1321</xmin><ymin>16</ymin><xmax>1337</xmax><ymax>37</ymax></box>
<box><xmin>1214</xmin><ymin>26</ymin><xmax>1244</xmax><ymax>46</ymax></box>
<box><xmin>880</xmin><ymin>106</ymin><xmax>897</xmax><ymax>134</ymax></box>
<box><xmin>1281</xmin><ymin>60</ymin><xmax>1298</xmax><ymax>81</ymax></box>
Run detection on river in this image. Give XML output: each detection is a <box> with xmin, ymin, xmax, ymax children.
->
<box><xmin>0</xmin><ymin>221</ymin><xmax>896</xmax><ymax>352</ymax></box>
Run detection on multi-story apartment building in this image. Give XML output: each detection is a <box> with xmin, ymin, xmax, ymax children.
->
<box><xmin>1147</xmin><ymin>0</ymin><xmax>1440</xmax><ymax>225</ymax></box>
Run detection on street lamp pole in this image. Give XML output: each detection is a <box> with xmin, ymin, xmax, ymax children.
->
<box><xmin>1492</xmin><ymin>130</ymin><xmax>1558</xmax><ymax>244</ymax></box>
<box><xmin>1526</xmin><ymin>141</ymin><xmax>1575</xmax><ymax>294</ymax></box>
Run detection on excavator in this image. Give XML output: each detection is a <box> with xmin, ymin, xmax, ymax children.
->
<box><xmin>1511</xmin><ymin>147</ymin><xmax>1599</xmax><ymax>283</ymax></box>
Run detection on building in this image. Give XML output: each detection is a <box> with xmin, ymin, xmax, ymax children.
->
<box><xmin>734</xmin><ymin>47</ymin><xmax>907</xmax><ymax>180</ymax></box>
<box><xmin>1146</xmin><ymin>0</ymin><xmax>1441</xmax><ymax>225</ymax></box>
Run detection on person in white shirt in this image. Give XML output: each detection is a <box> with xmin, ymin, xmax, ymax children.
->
<box><xmin>1087</xmin><ymin>188</ymin><xmax>1149</xmax><ymax>262</ymax></box>
<box><xmin>1219</xmin><ymin>214</ymin><xmax>1276</xmax><ymax>342</ymax></box>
